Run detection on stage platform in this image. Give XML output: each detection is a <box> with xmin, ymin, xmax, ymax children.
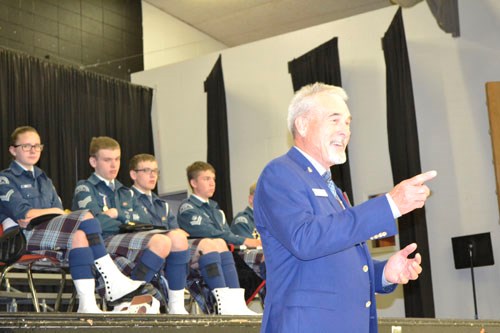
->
<box><xmin>1</xmin><ymin>314</ymin><xmax>500</xmax><ymax>332</ymax></box>
<box><xmin>0</xmin><ymin>313</ymin><xmax>262</xmax><ymax>332</ymax></box>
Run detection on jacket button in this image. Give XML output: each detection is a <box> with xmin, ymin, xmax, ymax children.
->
<box><xmin>365</xmin><ymin>301</ymin><xmax>371</xmax><ymax>308</ymax></box>
<box><xmin>362</xmin><ymin>265</ymin><xmax>368</xmax><ymax>272</ymax></box>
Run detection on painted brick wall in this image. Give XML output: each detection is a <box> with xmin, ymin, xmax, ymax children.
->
<box><xmin>0</xmin><ymin>0</ymin><xmax>143</xmax><ymax>81</ymax></box>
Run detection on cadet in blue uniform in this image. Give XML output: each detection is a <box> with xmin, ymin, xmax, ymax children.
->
<box><xmin>254</xmin><ymin>83</ymin><xmax>436</xmax><ymax>333</ymax></box>
<box><xmin>0</xmin><ymin>126</ymin><xmax>143</xmax><ymax>313</ymax></box>
<box><xmin>72</xmin><ymin>137</ymin><xmax>188</xmax><ymax>314</ymax></box>
<box><xmin>231</xmin><ymin>183</ymin><xmax>259</xmax><ymax>239</ymax></box>
<box><xmin>177</xmin><ymin>161</ymin><xmax>261</xmax><ymax>315</ymax></box>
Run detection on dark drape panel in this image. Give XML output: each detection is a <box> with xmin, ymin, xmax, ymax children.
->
<box><xmin>288</xmin><ymin>37</ymin><xmax>354</xmax><ymax>204</ymax></box>
<box><xmin>204</xmin><ymin>55</ymin><xmax>233</xmax><ymax>221</ymax></box>
<box><xmin>0</xmin><ymin>48</ymin><xmax>154</xmax><ymax>208</ymax></box>
<box><xmin>382</xmin><ymin>8</ymin><xmax>435</xmax><ymax>318</ymax></box>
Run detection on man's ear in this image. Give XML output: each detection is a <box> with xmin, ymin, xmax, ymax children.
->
<box><xmin>189</xmin><ymin>178</ymin><xmax>196</xmax><ymax>191</ymax></box>
<box><xmin>294</xmin><ymin>115</ymin><xmax>308</xmax><ymax>137</ymax></box>
<box><xmin>130</xmin><ymin>170</ymin><xmax>137</xmax><ymax>182</ymax></box>
<box><xmin>89</xmin><ymin>156</ymin><xmax>97</xmax><ymax>169</ymax></box>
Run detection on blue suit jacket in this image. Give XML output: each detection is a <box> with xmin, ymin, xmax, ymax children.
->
<box><xmin>254</xmin><ymin>148</ymin><xmax>398</xmax><ymax>333</ymax></box>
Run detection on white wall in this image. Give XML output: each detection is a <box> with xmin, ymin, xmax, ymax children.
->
<box><xmin>133</xmin><ymin>0</ymin><xmax>500</xmax><ymax>320</ymax></box>
<box><xmin>141</xmin><ymin>1</ymin><xmax>227</xmax><ymax>69</ymax></box>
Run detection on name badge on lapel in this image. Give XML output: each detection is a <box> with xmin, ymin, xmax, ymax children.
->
<box><xmin>312</xmin><ymin>188</ymin><xmax>328</xmax><ymax>197</ymax></box>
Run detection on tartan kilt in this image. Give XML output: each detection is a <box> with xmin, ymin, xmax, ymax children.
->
<box><xmin>23</xmin><ymin>210</ymin><xmax>90</xmax><ymax>261</ymax></box>
<box><xmin>104</xmin><ymin>229</ymin><xmax>169</xmax><ymax>274</ymax></box>
<box><xmin>239</xmin><ymin>248</ymin><xmax>265</xmax><ymax>278</ymax></box>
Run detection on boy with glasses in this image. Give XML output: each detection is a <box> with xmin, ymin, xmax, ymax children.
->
<box><xmin>72</xmin><ymin>137</ymin><xmax>189</xmax><ymax>314</ymax></box>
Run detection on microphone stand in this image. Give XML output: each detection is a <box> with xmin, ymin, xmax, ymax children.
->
<box><xmin>468</xmin><ymin>243</ymin><xmax>479</xmax><ymax>320</ymax></box>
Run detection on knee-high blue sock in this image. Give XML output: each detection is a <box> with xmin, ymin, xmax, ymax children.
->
<box><xmin>220</xmin><ymin>251</ymin><xmax>240</xmax><ymax>288</ymax></box>
<box><xmin>69</xmin><ymin>247</ymin><xmax>95</xmax><ymax>280</ymax></box>
<box><xmin>131</xmin><ymin>248</ymin><xmax>164</xmax><ymax>282</ymax></box>
<box><xmin>164</xmin><ymin>249</ymin><xmax>189</xmax><ymax>290</ymax></box>
<box><xmin>198</xmin><ymin>252</ymin><xmax>226</xmax><ymax>290</ymax></box>
<box><xmin>78</xmin><ymin>218</ymin><xmax>106</xmax><ymax>259</ymax></box>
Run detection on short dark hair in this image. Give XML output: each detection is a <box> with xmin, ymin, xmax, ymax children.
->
<box><xmin>129</xmin><ymin>153</ymin><xmax>156</xmax><ymax>171</ymax></box>
<box><xmin>89</xmin><ymin>136</ymin><xmax>120</xmax><ymax>157</ymax></box>
<box><xmin>10</xmin><ymin>126</ymin><xmax>38</xmax><ymax>147</ymax></box>
<box><xmin>186</xmin><ymin>161</ymin><xmax>215</xmax><ymax>190</ymax></box>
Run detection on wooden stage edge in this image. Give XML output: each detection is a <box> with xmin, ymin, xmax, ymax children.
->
<box><xmin>2</xmin><ymin>314</ymin><xmax>500</xmax><ymax>332</ymax></box>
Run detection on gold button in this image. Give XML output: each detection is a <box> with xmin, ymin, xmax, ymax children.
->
<box><xmin>362</xmin><ymin>265</ymin><xmax>368</xmax><ymax>272</ymax></box>
<box><xmin>365</xmin><ymin>301</ymin><xmax>371</xmax><ymax>308</ymax></box>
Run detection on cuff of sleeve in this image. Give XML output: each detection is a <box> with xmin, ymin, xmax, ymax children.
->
<box><xmin>382</xmin><ymin>265</ymin><xmax>393</xmax><ymax>288</ymax></box>
<box><xmin>385</xmin><ymin>193</ymin><xmax>401</xmax><ymax>219</ymax></box>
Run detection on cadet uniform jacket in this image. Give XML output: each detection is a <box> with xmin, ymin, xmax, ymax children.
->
<box><xmin>177</xmin><ymin>195</ymin><xmax>245</xmax><ymax>245</ymax></box>
<box><xmin>0</xmin><ymin>161</ymin><xmax>62</xmax><ymax>221</ymax></box>
<box><xmin>72</xmin><ymin>173</ymin><xmax>150</xmax><ymax>238</ymax></box>
<box><xmin>131</xmin><ymin>187</ymin><xmax>179</xmax><ymax>230</ymax></box>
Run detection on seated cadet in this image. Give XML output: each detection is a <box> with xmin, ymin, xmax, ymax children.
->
<box><xmin>0</xmin><ymin>126</ymin><xmax>144</xmax><ymax>313</ymax></box>
<box><xmin>72</xmin><ymin>137</ymin><xmax>186</xmax><ymax>314</ymax></box>
<box><xmin>231</xmin><ymin>183</ymin><xmax>259</xmax><ymax>239</ymax></box>
<box><xmin>129</xmin><ymin>153</ymin><xmax>258</xmax><ymax>315</ymax></box>
<box><xmin>177</xmin><ymin>162</ymin><xmax>265</xmax><ymax>279</ymax></box>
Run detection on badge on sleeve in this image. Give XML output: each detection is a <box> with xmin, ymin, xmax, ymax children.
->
<box><xmin>0</xmin><ymin>176</ymin><xmax>10</xmax><ymax>185</ymax></box>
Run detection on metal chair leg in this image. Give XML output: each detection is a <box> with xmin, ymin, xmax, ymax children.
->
<box><xmin>26</xmin><ymin>262</ymin><xmax>40</xmax><ymax>312</ymax></box>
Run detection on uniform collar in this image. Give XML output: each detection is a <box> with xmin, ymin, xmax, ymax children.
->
<box><xmin>132</xmin><ymin>186</ymin><xmax>161</xmax><ymax>202</ymax></box>
<box><xmin>189</xmin><ymin>194</ymin><xmax>215</xmax><ymax>208</ymax></box>
<box><xmin>88</xmin><ymin>172</ymin><xmax>122</xmax><ymax>189</ymax></box>
<box><xmin>10</xmin><ymin>161</ymin><xmax>39</xmax><ymax>178</ymax></box>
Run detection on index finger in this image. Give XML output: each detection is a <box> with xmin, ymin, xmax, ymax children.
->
<box><xmin>408</xmin><ymin>170</ymin><xmax>437</xmax><ymax>185</ymax></box>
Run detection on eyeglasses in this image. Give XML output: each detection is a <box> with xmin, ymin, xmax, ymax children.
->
<box><xmin>13</xmin><ymin>144</ymin><xmax>44</xmax><ymax>152</ymax></box>
<box><xmin>135</xmin><ymin>168</ymin><xmax>160</xmax><ymax>176</ymax></box>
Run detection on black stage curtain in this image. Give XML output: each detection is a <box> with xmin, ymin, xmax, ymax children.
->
<box><xmin>288</xmin><ymin>37</ymin><xmax>354</xmax><ymax>204</ymax></box>
<box><xmin>0</xmin><ymin>48</ymin><xmax>154</xmax><ymax>208</ymax></box>
<box><xmin>382</xmin><ymin>8</ymin><xmax>435</xmax><ymax>318</ymax></box>
<box><xmin>204</xmin><ymin>55</ymin><xmax>233</xmax><ymax>221</ymax></box>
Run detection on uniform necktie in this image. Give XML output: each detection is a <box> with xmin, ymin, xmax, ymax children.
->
<box><xmin>109</xmin><ymin>181</ymin><xmax>115</xmax><ymax>191</ymax></box>
<box><xmin>322</xmin><ymin>170</ymin><xmax>345</xmax><ymax>209</ymax></box>
<box><xmin>147</xmin><ymin>195</ymin><xmax>153</xmax><ymax>205</ymax></box>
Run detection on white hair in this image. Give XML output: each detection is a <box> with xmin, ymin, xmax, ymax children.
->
<box><xmin>287</xmin><ymin>83</ymin><xmax>348</xmax><ymax>138</ymax></box>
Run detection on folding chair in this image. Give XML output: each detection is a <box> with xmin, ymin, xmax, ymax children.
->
<box><xmin>0</xmin><ymin>225</ymin><xmax>69</xmax><ymax>312</ymax></box>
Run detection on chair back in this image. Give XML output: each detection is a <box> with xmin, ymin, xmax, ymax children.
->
<box><xmin>0</xmin><ymin>225</ymin><xmax>27</xmax><ymax>264</ymax></box>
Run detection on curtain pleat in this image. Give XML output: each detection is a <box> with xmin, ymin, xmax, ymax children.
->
<box><xmin>382</xmin><ymin>8</ymin><xmax>435</xmax><ymax>318</ymax></box>
<box><xmin>204</xmin><ymin>55</ymin><xmax>233</xmax><ymax>220</ymax></box>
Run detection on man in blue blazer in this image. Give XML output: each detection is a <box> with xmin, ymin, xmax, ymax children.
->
<box><xmin>254</xmin><ymin>83</ymin><xmax>437</xmax><ymax>333</ymax></box>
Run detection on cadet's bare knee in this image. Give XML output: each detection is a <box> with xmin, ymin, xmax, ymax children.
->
<box><xmin>197</xmin><ymin>238</ymin><xmax>228</xmax><ymax>254</ymax></box>
<box><xmin>148</xmin><ymin>234</ymin><xmax>171</xmax><ymax>257</ymax></box>
<box><xmin>167</xmin><ymin>229</ymin><xmax>188</xmax><ymax>251</ymax></box>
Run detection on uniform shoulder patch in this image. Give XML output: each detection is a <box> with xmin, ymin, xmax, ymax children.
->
<box><xmin>190</xmin><ymin>215</ymin><xmax>202</xmax><ymax>226</ymax></box>
<box><xmin>234</xmin><ymin>216</ymin><xmax>248</xmax><ymax>225</ymax></box>
<box><xmin>0</xmin><ymin>176</ymin><xmax>10</xmax><ymax>185</ymax></box>
<box><xmin>0</xmin><ymin>189</ymin><xmax>14</xmax><ymax>202</ymax></box>
<box><xmin>74</xmin><ymin>184</ymin><xmax>90</xmax><ymax>194</ymax></box>
<box><xmin>179</xmin><ymin>203</ymin><xmax>194</xmax><ymax>214</ymax></box>
<box><xmin>77</xmin><ymin>196</ymin><xmax>92</xmax><ymax>208</ymax></box>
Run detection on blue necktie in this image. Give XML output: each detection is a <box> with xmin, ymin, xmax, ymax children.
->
<box><xmin>322</xmin><ymin>170</ymin><xmax>345</xmax><ymax>209</ymax></box>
